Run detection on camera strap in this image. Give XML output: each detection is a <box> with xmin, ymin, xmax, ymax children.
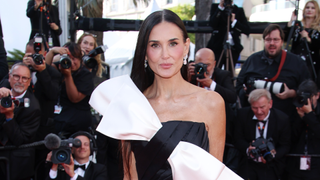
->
<box><xmin>267</xmin><ymin>50</ymin><xmax>287</xmax><ymax>82</ymax></box>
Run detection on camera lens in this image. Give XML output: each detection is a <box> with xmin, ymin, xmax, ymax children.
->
<box><xmin>60</xmin><ymin>55</ymin><xmax>72</xmax><ymax>69</ymax></box>
<box><xmin>33</xmin><ymin>54</ymin><xmax>43</xmax><ymax>65</ymax></box>
<box><xmin>56</xmin><ymin>150</ymin><xmax>68</xmax><ymax>163</ymax></box>
<box><xmin>83</xmin><ymin>56</ymin><xmax>97</xmax><ymax>69</ymax></box>
<box><xmin>0</xmin><ymin>96</ymin><xmax>12</xmax><ymax>108</ymax></box>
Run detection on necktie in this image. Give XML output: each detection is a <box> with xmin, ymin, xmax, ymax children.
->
<box><xmin>74</xmin><ymin>164</ymin><xmax>86</xmax><ymax>171</ymax></box>
<box><xmin>254</xmin><ymin>119</ymin><xmax>267</xmax><ymax>138</ymax></box>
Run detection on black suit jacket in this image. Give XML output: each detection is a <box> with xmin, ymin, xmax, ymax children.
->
<box><xmin>234</xmin><ymin>107</ymin><xmax>291</xmax><ymax>177</ymax></box>
<box><xmin>34</xmin><ymin>64</ymin><xmax>61</xmax><ymax>141</ymax></box>
<box><xmin>46</xmin><ymin>161</ymin><xmax>108</xmax><ymax>180</ymax></box>
<box><xmin>213</xmin><ymin>67</ymin><xmax>237</xmax><ymax>103</ymax></box>
<box><xmin>0</xmin><ymin>65</ymin><xmax>61</xmax><ymax>141</ymax></box>
<box><xmin>207</xmin><ymin>3</ymin><xmax>250</xmax><ymax>53</ymax></box>
<box><xmin>0</xmin><ymin>89</ymin><xmax>41</xmax><ymax>180</ymax></box>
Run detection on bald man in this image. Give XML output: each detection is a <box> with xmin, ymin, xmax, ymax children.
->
<box><xmin>188</xmin><ymin>48</ymin><xmax>236</xmax><ymax>103</ymax></box>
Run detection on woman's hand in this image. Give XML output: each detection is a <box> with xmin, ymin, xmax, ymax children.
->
<box><xmin>300</xmin><ymin>30</ymin><xmax>311</xmax><ymax>42</ymax></box>
<box><xmin>50</xmin><ymin>23</ymin><xmax>59</xmax><ymax>30</ymax></box>
<box><xmin>51</xmin><ymin>47</ymin><xmax>69</xmax><ymax>55</ymax></box>
<box><xmin>59</xmin><ymin>64</ymin><xmax>72</xmax><ymax>77</ymax></box>
<box><xmin>288</xmin><ymin>11</ymin><xmax>297</xmax><ymax>27</ymax></box>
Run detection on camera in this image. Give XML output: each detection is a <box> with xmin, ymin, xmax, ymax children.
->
<box><xmin>0</xmin><ymin>95</ymin><xmax>30</xmax><ymax>108</ymax></box>
<box><xmin>82</xmin><ymin>45</ymin><xmax>108</xmax><ymax>69</ymax></box>
<box><xmin>224</xmin><ymin>0</ymin><xmax>233</xmax><ymax>7</ymax></box>
<box><xmin>244</xmin><ymin>77</ymin><xmax>284</xmax><ymax>95</ymax></box>
<box><xmin>194</xmin><ymin>63</ymin><xmax>208</xmax><ymax>79</ymax></box>
<box><xmin>30</xmin><ymin>34</ymin><xmax>45</xmax><ymax>65</ymax></box>
<box><xmin>51</xmin><ymin>138</ymin><xmax>81</xmax><ymax>164</ymax></box>
<box><xmin>293</xmin><ymin>92</ymin><xmax>311</xmax><ymax>107</ymax></box>
<box><xmin>249</xmin><ymin>137</ymin><xmax>276</xmax><ymax>163</ymax></box>
<box><xmin>60</xmin><ymin>54</ymin><xmax>72</xmax><ymax>69</ymax></box>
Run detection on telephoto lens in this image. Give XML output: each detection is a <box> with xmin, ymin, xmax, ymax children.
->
<box><xmin>60</xmin><ymin>54</ymin><xmax>72</xmax><ymax>69</ymax></box>
<box><xmin>32</xmin><ymin>54</ymin><xmax>44</xmax><ymax>65</ymax></box>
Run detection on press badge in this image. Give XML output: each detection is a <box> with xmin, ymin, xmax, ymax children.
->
<box><xmin>300</xmin><ymin>156</ymin><xmax>311</xmax><ymax>170</ymax></box>
<box><xmin>54</xmin><ymin>105</ymin><xmax>62</xmax><ymax>114</ymax></box>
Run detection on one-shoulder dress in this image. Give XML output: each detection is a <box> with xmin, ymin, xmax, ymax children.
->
<box><xmin>131</xmin><ymin>121</ymin><xmax>209</xmax><ymax>180</ymax></box>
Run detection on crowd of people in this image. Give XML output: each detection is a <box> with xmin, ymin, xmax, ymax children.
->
<box><xmin>0</xmin><ymin>0</ymin><xmax>320</xmax><ymax>180</ymax></box>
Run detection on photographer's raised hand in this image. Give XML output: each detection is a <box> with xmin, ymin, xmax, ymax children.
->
<box><xmin>297</xmin><ymin>98</ymin><xmax>313</xmax><ymax>118</ymax></box>
<box><xmin>46</xmin><ymin>47</ymin><xmax>69</xmax><ymax>66</ymax></box>
<box><xmin>0</xmin><ymin>87</ymin><xmax>11</xmax><ymax>98</ymax></box>
<box><xmin>62</xmin><ymin>155</ymin><xmax>75</xmax><ymax>178</ymax></box>
<box><xmin>196</xmin><ymin>72</ymin><xmax>213</xmax><ymax>88</ymax></box>
<box><xmin>276</xmin><ymin>83</ymin><xmax>296</xmax><ymax>99</ymax></box>
<box><xmin>46</xmin><ymin>151</ymin><xmax>58</xmax><ymax>171</ymax></box>
<box><xmin>187</xmin><ymin>62</ymin><xmax>195</xmax><ymax>82</ymax></box>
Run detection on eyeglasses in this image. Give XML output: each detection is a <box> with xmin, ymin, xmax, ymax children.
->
<box><xmin>264</xmin><ymin>38</ymin><xmax>281</xmax><ymax>43</ymax></box>
<box><xmin>11</xmin><ymin>74</ymin><xmax>31</xmax><ymax>83</ymax></box>
<box><xmin>84</xmin><ymin>32</ymin><xmax>97</xmax><ymax>38</ymax></box>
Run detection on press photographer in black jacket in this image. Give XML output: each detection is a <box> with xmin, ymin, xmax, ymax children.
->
<box><xmin>286</xmin><ymin>79</ymin><xmax>320</xmax><ymax>179</ymax></box>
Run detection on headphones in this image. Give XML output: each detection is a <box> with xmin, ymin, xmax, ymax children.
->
<box><xmin>70</xmin><ymin>131</ymin><xmax>98</xmax><ymax>155</ymax></box>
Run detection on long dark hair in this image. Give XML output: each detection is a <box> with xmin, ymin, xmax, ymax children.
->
<box><xmin>130</xmin><ymin>9</ymin><xmax>189</xmax><ymax>93</ymax></box>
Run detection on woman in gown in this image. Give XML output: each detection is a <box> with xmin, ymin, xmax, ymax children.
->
<box><xmin>124</xmin><ymin>9</ymin><xmax>226</xmax><ymax>180</ymax></box>
<box><xmin>286</xmin><ymin>0</ymin><xmax>320</xmax><ymax>82</ymax></box>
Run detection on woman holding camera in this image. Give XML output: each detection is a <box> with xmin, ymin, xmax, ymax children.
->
<box><xmin>27</xmin><ymin>0</ymin><xmax>62</xmax><ymax>47</ymax></box>
<box><xmin>77</xmin><ymin>33</ymin><xmax>105</xmax><ymax>78</ymax></box>
<box><xmin>286</xmin><ymin>0</ymin><xmax>320</xmax><ymax>80</ymax></box>
<box><xmin>46</xmin><ymin>42</ymin><xmax>94</xmax><ymax>136</ymax></box>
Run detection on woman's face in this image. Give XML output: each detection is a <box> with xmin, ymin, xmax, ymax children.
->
<box><xmin>304</xmin><ymin>2</ymin><xmax>317</xmax><ymax>19</ymax></box>
<box><xmin>146</xmin><ymin>21</ymin><xmax>189</xmax><ymax>79</ymax></box>
<box><xmin>80</xmin><ymin>36</ymin><xmax>95</xmax><ymax>55</ymax></box>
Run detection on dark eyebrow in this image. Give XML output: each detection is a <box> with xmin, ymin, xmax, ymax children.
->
<box><xmin>148</xmin><ymin>38</ymin><xmax>179</xmax><ymax>43</ymax></box>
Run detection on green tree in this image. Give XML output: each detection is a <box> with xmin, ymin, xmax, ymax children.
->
<box><xmin>7</xmin><ymin>49</ymin><xmax>24</xmax><ymax>61</ymax></box>
<box><xmin>168</xmin><ymin>4</ymin><xmax>195</xmax><ymax>44</ymax></box>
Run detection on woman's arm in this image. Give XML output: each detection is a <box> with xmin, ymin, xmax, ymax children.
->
<box><xmin>205</xmin><ymin>91</ymin><xmax>226</xmax><ymax>162</ymax></box>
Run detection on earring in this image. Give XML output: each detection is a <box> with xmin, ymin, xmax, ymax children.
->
<box><xmin>183</xmin><ymin>55</ymin><xmax>188</xmax><ymax>65</ymax></box>
<box><xmin>144</xmin><ymin>59</ymin><xmax>148</xmax><ymax>68</ymax></box>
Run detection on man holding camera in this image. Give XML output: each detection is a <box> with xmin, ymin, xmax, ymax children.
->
<box><xmin>286</xmin><ymin>79</ymin><xmax>320</xmax><ymax>179</ymax></box>
<box><xmin>236</xmin><ymin>24</ymin><xmax>310</xmax><ymax>118</ymax></box>
<box><xmin>234</xmin><ymin>89</ymin><xmax>291</xmax><ymax>180</ymax></box>
<box><xmin>46</xmin><ymin>131</ymin><xmax>107</xmax><ymax>180</ymax></box>
<box><xmin>0</xmin><ymin>63</ymin><xmax>41</xmax><ymax>180</ymax></box>
<box><xmin>207</xmin><ymin>0</ymin><xmax>250</xmax><ymax>71</ymax></box>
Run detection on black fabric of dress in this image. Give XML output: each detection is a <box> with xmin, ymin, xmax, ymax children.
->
<box><xmin>130</xmin><ymin>121</ymin><xmax>209</xmax><ymax>180</ymax></box>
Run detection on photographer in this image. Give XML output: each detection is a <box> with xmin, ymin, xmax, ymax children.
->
<box><xmin>236</xmin><ymin>24</ymin><xmax>310</xmax><ymax>118</ymax></box>
<box><xmin>27</xmin><ymin>0</ymin><xmax>62</xmax><ymax>47</ymax></box>
<box><xmin>45</xmin><ymin>131</ymin><xmax>107</xmax><ymax>180</ymax></box>
<box><xmin>285</xmin><ymin>1</ymin><xmax>320</xmax><ymax>83</ymax></box>
<box><xmin>207</xmin><ymin>0</ymin><xmax>250</xmax><ymax>71</ymax></box>
<box><xmin>46</xmin><ymin>42</ymin><xmax>94</xmax><ymax>137</ymax></box>
<box><xmin>0</xmin><ymin>63</ymin><xmax>41</xmax><ymax>180</ymax></box>
<box><xmin>77</xmin><ymin>33</ymin><xmax>106</xmax><ymax>79</ymax></box>
<box><xmin>234</xmin><ymin>89</ymin><xmax>291</xmax><ymax>180</ymax></box>
<box><xmin>286</xmin><ymin>79</ymin><xmax>320</xmax><ymax>179</ymax></box>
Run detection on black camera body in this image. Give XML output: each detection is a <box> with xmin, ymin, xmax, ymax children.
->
<box><xmin>194</xmin><ymin>63</ymin><xmax>208</xmax><ymax>79</ymax></box>
<box><xmin>82</xmin><ymin>45</ymin><xmax>108</xmax><ymax>69</ymax></box>
<box><xmin>249</xmin><ymin>137</ymin><xmax>276</xmax><ymax>163</ymax></box>
<box><xmin>30</xmin><ymin>34</ymin><xmax>45</xmax><ymax>65</ymax></box>
<box><xmin>293</xmin><ymin>92</ymin><xmax>311</xmax><ymax>107</ymax></box>
<box><xmin>0</xmin><ymin>96</ymin><xmax>30</xmax><ymax>108</ymax></box>
<box><xmin>60</xmin><ymin>54</ymin><xmax>72</xmax><ymax>69</ymax></box>
<box><xmin>51</xmin><ymin>138</ymin><xmax>81</xmax><ymax>164</ymax></box>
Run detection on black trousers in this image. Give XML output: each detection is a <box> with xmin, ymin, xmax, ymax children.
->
<box><xmin>239</xmin><ymin>160</ymin><xmax>279</xmax><ymax>180</ymax></box>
